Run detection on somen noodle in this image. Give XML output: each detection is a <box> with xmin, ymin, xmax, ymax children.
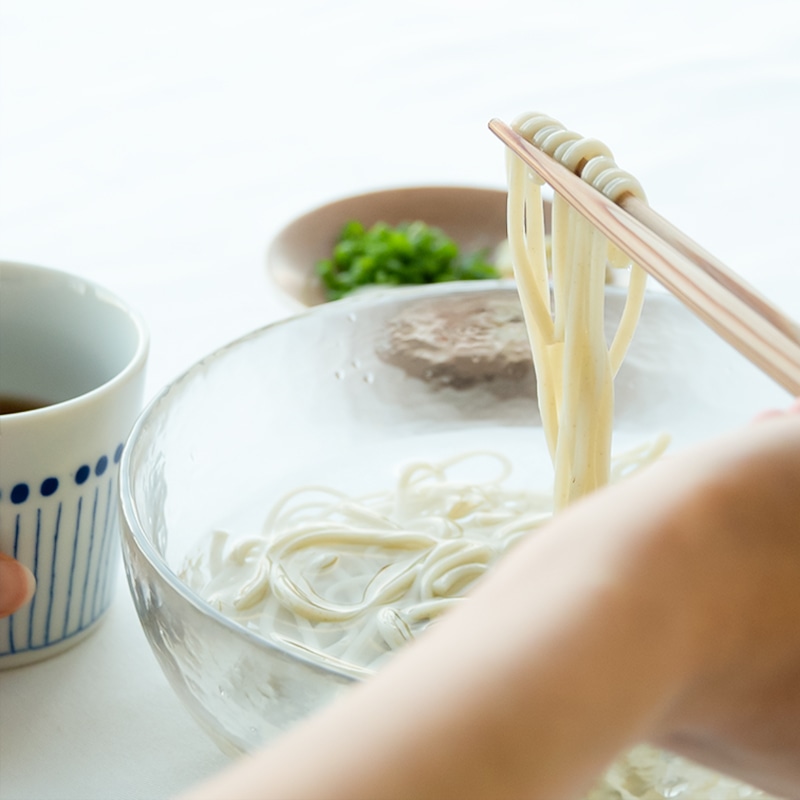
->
<box><xmin>178</xmin><ymin>114</ymin><xmax>778</xmax><ymax>799</ymax></box>
<box><xmin>181</xmin><ymin>113</ymin><xmax>668</xmax><ymax>673</ymax></box>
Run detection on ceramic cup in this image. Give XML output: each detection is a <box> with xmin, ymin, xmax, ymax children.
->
<box><xmin>0</xmin><ymin>261</ymin><xmax>148</xmax><ymax>668</ymax></box>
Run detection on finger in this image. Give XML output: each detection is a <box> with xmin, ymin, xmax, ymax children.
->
<box><xmin>752</xmin><ymin>397</ymin><xmax>800</xmax><ymax>423</ymax></box>
<box><xmin>0</xmin><ymin>553</ymin><xmax>36</xmax><ymax>618</ymax></box>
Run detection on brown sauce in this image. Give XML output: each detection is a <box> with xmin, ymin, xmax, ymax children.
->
<box><xmin>0</xmin><ymin>394</ymin><xmax>53</xmax><ymax>415</ymax></box>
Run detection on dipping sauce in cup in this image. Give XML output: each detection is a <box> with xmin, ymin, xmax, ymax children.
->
<box><xmin>0</xmin><ymin>261</ymin><xmax>148</xmax><ymax>668</ymax></box>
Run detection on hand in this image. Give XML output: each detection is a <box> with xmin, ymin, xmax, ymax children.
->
<box><xmin>0</xmin><ymin>553</ymin><xmax>36</xmax><ymax>618</ymax></box>
<box><xmin>179</xmin><ymin>408</ymin><xmax>800</xmax><ymax>800</ymax></box>
<box><xmin>645</xmin><ymin>408</ymin><xmax>800</xmax><ymax>797</ymax></box>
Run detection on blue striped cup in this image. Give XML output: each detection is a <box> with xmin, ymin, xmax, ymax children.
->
<box><xmin>0</xmin><ymin>261</ymin><xmax>148</xmax><ymax>668</ymax></box>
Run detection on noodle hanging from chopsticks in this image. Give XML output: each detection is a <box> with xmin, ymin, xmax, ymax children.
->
<box><xmin>180</xmin><ymin>112</ymin><xmax>669</xmax><ymax>672</ymax></box>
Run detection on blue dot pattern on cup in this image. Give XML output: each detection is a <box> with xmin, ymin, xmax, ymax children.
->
<box><xmin>0</xmin><ymin>443</ymin><xmax>126</xmax><ymax>659</ymax></box>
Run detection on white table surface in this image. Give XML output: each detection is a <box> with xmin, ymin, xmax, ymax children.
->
<box><xmin>1</xmin><ymin>1</ymin><xmax>799</xmax><ymax>797</ymax></box>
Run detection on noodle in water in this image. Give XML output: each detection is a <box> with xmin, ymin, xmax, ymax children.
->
<box><xmin>178</xmin><ymin>113</ymin><xmax>779</xmax><ymax>799</ymax></box>
<box><xmin>181</xmin><ymin>113</ymin><xmax>668</xmax><ymax>672</ymax></box>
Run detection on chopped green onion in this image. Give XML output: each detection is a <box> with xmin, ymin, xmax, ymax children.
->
<box><xmin>316</xmin><ymin>220</ymin><xmax>499</xmax><ymax>300</ymax></box>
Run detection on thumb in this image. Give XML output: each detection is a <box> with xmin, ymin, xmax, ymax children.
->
<box><xmin>0</xmin><ymin>553</ymin><xmax>36</xmax><ymax>618</ymax></box>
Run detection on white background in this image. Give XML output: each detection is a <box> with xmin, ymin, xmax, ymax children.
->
<box><xmin>1</xmin><ymin>1</ymin><xmax>799</xmax><ymax>797</ymax></box>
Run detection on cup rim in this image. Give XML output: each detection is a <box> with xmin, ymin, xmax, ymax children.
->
<box><xmin>0</xmin><ymin>259</ymin><xmax>150</xmax><ymax>419</ymax></box>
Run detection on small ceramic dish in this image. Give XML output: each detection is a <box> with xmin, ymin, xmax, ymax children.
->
<box><xmin>266</xmin><ymin>185</ymin><xmax>530</xmax><ymax>308</ymax></box>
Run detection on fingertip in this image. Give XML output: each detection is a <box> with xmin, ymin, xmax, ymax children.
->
<box><xmin>752</xmin><ymin>398</ymin><xmax>800</xmax><ymax>423</ymax></box>
<box><xmin>752</xmin><ymin>408</ymin><xmax>784</xmax><ymax>423</ymax></box>
<box><xmin>20</xmin><ymin>563</ymin><xmax>36</xmax><ymax>606</ymax></box>
<box><xmin>0</xmin><ymin>553</ymin><xmax>36</xmax><ymax>618</ymax></box>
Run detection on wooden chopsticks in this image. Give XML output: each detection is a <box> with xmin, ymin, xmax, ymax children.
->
<box><xmin>489</xmin><ymin>117</ymin><xmax>800</xmax><ymax>396</ymax></box>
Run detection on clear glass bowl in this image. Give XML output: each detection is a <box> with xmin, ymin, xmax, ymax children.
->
<box><xmin>120</xmin><ymin>281</ymin><xmax>784</xmax><ymax>796</ymax></box>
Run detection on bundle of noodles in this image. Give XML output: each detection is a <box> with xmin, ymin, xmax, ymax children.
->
<box><xmin>506</xmin><ymin>112</ymin><xmax>650</xmax><ymax>509</ymax></box>
<box><xmin>181</xmin><ymin>112</ymin><xmax>670</xmax><ymax>669</ymax></box>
